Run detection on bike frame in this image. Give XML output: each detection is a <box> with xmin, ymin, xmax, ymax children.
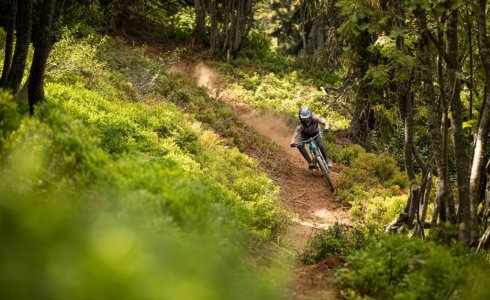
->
<box><xmin>307</xmin><ymin>140</ymin><xmax>328</xmax><ymax>175</ymax></box>
<box><xmin>293</xmin><ymin>132</ymin><xmax>334</xmax><ymax>191</ymax></box>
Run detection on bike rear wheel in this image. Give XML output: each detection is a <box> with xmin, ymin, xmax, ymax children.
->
<box><xmin>316</xmin><ymin>155</ymin><xmax>334</xmax><ymax>192</ymax></box>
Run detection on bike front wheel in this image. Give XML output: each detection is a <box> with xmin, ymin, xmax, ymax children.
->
<box><xmin>316</xmin><ymin>155</ymin><xmax>334</xmax><ymax>192</ymax></box>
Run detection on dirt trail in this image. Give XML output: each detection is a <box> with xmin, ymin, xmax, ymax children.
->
<box><xmin>169</xmin><ymin>60</ymin><xmax>350</xmax><ymax>300</ymax></box>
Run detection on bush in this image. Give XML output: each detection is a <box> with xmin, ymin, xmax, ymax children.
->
<box><xmin>0</xmin><ymin>179</ymin><xmax>282</xmax><ymax>300</ymax></box>
<box><xmin>329</xmin><ymin>143</ymin><xmax>366</xmax><ymax>166</ymax></box>
<box><xmin>336</xmin><ymin>235</ymin><xmax>490</xmax><ymax>300</ymax></box>
<box><xmin>239</xmin><ymin>30</ymin><xmax>273</xmax><ymax>60</ymax></box>
<box><xmin>334</xmin><ymin>150</ymin><xmax>409</xmax><ymax>228</ymax></box>
<box><xmin>0</xmin><ymin>91</ymin><xmax>20</xmax><ymax>151</ymax></box>
<box><xmin>300</xmin><ymin>224</ymin><xmax>377</xmax><ymax>264</ymax></box>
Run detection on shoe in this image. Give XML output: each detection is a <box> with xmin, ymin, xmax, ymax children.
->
<box><xmin>327</xmin><ymin>162</ymin><xmax>333</xmax><ymax>169</ymax></box>
<box><xmin>308</xmin><ymin>162</ymin><xmax>318</xmax><ymax>169</ymax></box>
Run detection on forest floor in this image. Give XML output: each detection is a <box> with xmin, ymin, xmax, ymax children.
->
<box><xmin>160</xmin><ymin>49</ymin><xmax>351</xmax><ymax>299</ymax></box>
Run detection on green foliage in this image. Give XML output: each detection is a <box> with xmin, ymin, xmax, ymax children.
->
<box><xmin>47</xmin><ymin>27</ymin><xmax>108</xmax><ymax>82</ymax></box>
<box><xmin>371</xmin><ymin>35</ymin><xmax>416</xmax><ymax>82</ymax></box>
<box><xmin>239</xmin><ymin>30</ymin><xmax>273</xmax><ymax>60</ymax></box>
<box><xmin>45</xmin><ymin>30</ymin><xmax>285</xmax><ymax>239</ymax></box>
<box><xmin>328</xmin><ymin>143</ymin><xmax>366</xmax><ymax>166</ymax></box>
<box><xmin>336</xmin><ymin>0</ymin><xmax>385</xmax><ymax>37</ymax></box>
<box><xmin>166</xmin><ymin>6</ymin><xmax>196</xmax><ymax>41</ymax></box>
<box><xmin>0</xmin><ymin>91</ymin><xmax>20</xmax><ymax>151</ymax></box>
<box><xmin>336</xmin><ymin>235</ymin><xmax>490</xmax><ymax>300</ymax></box>
<box><xmin>300</xmin><ymin>224</ymin><xmax>377</xmax><ymax>264</ymax></box>
<box><xmin>338</xmin><ymin>152</ymin><xmax>408</xmax><ymax>190</ymax></box>
<box><xmin>364</xmin><ymin>65</ymin><xmax>390</xmax><ymax>87</ymax></box>
<box><xmin>335</xmin><ymin>151</ymin><xmax>409</xmax><ymax>228</ymax></box>
<box><xmin>0</xmin><ymin>28</ymin><xmax>288</xmax><ymax>298</ymax></box>
<box><xmin>0</xmin><ymin>27</ymin><xmax>5</xmax><ymax>51</ymax></box>
<box><xmin>0</xmin><ymin>179</ymin><xmax>282</xmax><ymax>300</ymax></box>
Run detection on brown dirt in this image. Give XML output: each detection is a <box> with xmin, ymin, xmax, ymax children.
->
<box><xmin>167</xmin><ymin>57</ymin><xmax>350</xmax><ymax>300</ymax></box>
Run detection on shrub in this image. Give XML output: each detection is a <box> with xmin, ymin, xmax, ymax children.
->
<box><xmin>166</xmin><ymin>6</ymin><xmax>195</xmax><ymax>41</ymax></box>
<box><xmin>239</xmin><ymin>30</ymin><xmax>273</xmax><ymax>60</ymax></box>
<box><xmin>0</xmin><ymin>91</ymin><xmax>20</xmax><ymax>151</ymax></box>
<box><xmin>0</xmin><ymin>179</ymin><xmax>283</xmax><ymax>300</ymax></box>
<box><xmin>335</xmin><ymin>150</ymin><xmax>409</xmax><ymax>228</ymax></box>
<box><xmin>300</xmin><ymin>224</ymin><xmax>377</xmax><ymax>264</ymax></box>
<box><xmin>328</xmin><ymin>143</ymin><xmax>366</xmax><ymax>166</ymax></box>
<box><xmin>336</xmin><ymin>235</ymin><xmax>490</xmax><ymax>300</ymax></box>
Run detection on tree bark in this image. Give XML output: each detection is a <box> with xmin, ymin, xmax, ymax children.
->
<box><xmin>196</xmin><ymin>0</ymin><xmax>254</xmax><ymax>59</ymax></box>
<box><xmin>444</xmin><ymin>2</ymin><xmax>471</xmax><ymax>244</ymax></box>
<box><xmin>0</xmin><ymin>0</ymin><xmax>17</xmax><ymax>87</ymax></box>
<box><xmin>209</xmin><ymin>0</ymin><xmax>218</xmax><ymax>52</ymax></box>
<box><xmin>392</xmin><ymin>0</ymin><xmax>415</xmax><ymax>182</ymax></box>
<box><xmin>470</xmin><ymin>0</ymin><xmax>490</xmax><ymax>223</ymax></box>
<box><xmin>415</xmin><ymin>6</ymin><xmax>455</xmax><ymax>224</ymax></box>
<box><xmin>194</xmin><ymin>0</ymin><xmax>207</xmax><ymax>44</ymax></box>
<box><xmin>28</xmin><ymin>0</ymin><xmax>65</xmax><ymax>114</ymax></box>
<box><xmin>385</xmin><ymin>184</ymin><xmax>420</xmax><ymax>233</ymax></box>
<box><xmin>5</xmin><ymin>0</ymin><xmax>32</xmax><ymax>94</ymax></box>
<box><xmin>348</xmin><ymin>26</ymin><xmax>375</xmax><ymax>144</ymax></box>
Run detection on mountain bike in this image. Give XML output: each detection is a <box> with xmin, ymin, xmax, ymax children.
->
<box><xmin>292</xmin><ymin>132</ymin><xmax>334</xmax><ymax>192</ymax></box>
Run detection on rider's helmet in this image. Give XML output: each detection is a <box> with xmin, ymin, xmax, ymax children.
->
<box><xmin>299</xmin><ymin>106</ymin><xmax>313</xmax><ymax>126</ymax></box>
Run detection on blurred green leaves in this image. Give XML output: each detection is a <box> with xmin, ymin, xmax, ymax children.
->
<box><xmin>0</xmin><ymin>28</ymin><xmax>286</xmax><ymax>299</ymax></box>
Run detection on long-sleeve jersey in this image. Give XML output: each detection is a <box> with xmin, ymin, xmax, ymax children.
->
<box><xmin>293</xmin><ymin>115</ymin><xmax>328</xmax><ymax>137</ymax></box>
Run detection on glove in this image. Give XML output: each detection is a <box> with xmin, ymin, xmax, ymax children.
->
<box><xmin>290</xmin><ymin>143</ymin><xmax>296</xmax><ymax>148</ymax></box>
<box><xmin>323</xmin><ymin>128</ymin><xmax>329</xmax><ymax>134</ymax></box>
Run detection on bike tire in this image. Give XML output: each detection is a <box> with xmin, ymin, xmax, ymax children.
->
<box><xmin>316</xmin><ymin>155</ymin><xmax>334</xmax><ymax>192</ymax></box>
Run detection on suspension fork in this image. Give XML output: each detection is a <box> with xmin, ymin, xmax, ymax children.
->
<box><xmin>308</xmin><ymin>141</ymin><xmax>317</xmax><ymax>162</ymax></box>
<box><xmin>309</xmin><ymin>142</ymin><xmax>322</xmax><ymax>165</ymax></box>
<box><xmin>309</xmin><ymin>141</ymin><xmax>327</xmax><ymax>174</ymax></box>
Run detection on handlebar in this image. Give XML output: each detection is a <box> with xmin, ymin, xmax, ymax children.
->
<box><xmin>291</xmin><ymin>132</ymin><xmax>321</xmax><ymax>147</ymax></box>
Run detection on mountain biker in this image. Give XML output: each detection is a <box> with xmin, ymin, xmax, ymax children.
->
<box><xmin>290</xmin><ymin>106</ymin><xmax>333</xmax><ymax>169</ymax></box>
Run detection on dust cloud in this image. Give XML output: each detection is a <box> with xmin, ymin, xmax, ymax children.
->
<box><xmin>193</xmin><ymin>62</ymin><xmax>306</xmax><ymax>167</ymax></box>
<box><xmin>194</xmin><ymin>62</ymin><xmax>218</xmax><ymax>89</ymax></box>
<box><xmin>241</xmin><ymin>111</ymin><xmax>306</xmax><ymax>167</ymax></box>
<box><xmin>172</xmin><ymin>60</ymin><xmax>307</xmax><ymax>167</ymax></box>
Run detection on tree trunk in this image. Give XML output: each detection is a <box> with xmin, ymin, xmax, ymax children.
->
<box><xmin>348</xmin><ymin>101</ymin><xmax>373</xmax><ymax>144</ymax></box>
<box><xmin>0</xmin><ymin>0</ymin><xmax>17</xmax><ymax>87</ymax></box>
<box><xmin>198</xmin><ymin>0</ymin><xmax>254</xmax><ymax>59</ymax></box>
<box><xmin>5</xmin><ymin>0</ymin><xmax>32</xmax><ymax>94</ymax></box>
<box><xmin>470</xmin><ymin>0</ymin><xmax>490</xmax><ymax>223</ymax></box>
<box><xmin>401</xmin><ymin>92</ymin><xmax>415</xmax><ymax>182</ymax></box>
<box><xmin>300</xmin><ymin>2</ymin><xmax>307</xmax><ymax>54</ymax></box>
<box><xmin>28</xmin><ymin>43</ymin><xmax>52</xmax><ymax>114</ymax></box>
<box><xmin>382</xmin><ymin>1</ymin><xmax>416</xmax><ymax>183</ymax></box>
<box><xmin>347</xmin><ymin>18</ymin><xmax>375</xmax><ymax>145</ymax></box>
<box><xmin>209</xmin><ymin>0</ymin><xmax>218</xmax><ymax>52</ymax></box>
<box><xmin>28</xmin><ymin>0</ymin><xmax>65</xmax><ymax>114</ymax></box>
<box><xmin>476</xmin><ymin>159</ymin><xmax>490</xmax><ymax>251</ymax></box>
<box><xmin>307</xmin><ymin>14</ymin><xmax>326</xmax><ymax>53</ymax></box>
<box><xmin>415</xmin><ymin>6</ymin><xmax>455</xmax><ymax>225</ymax></box>
<box><xmin>194</xmin><ymin>0</ymin><xmax>207</xmax><ymax>44</ymax></box>
<box><xmin>385</xmin><ymin>184</ymin><xmax>420</xmax><ymax>233</ymax></box>
<box><xmin>444</xmin><ymin>4</ymin><xmax>471</xmax><ymax>244</ymax></box>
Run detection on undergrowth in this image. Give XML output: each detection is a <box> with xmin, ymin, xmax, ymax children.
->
<box><xmin>337</xmin><ymin>235</ymin><xmax>490</xmax><ymax>300</ymax></box>
<box><xmin>0</xmin><ymin>27</ymin><xmax>286</xmax><ymax>299</ymax></box>
<box><xmin>300</xmin><ymin>225</ymin><xmax>490</xmax><ymax>299</ymax></box>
